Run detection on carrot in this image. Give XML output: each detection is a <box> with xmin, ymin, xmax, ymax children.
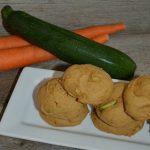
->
<box><xmin>0</xmin><ymin>23</ymin><xmax>124</xmax><ymax>49</ymax></box>
<box><xmin>0</xmin><ymin>35</ymin><xmax>30</xmax><ymax>50</ymax></box>
<box><xmin>0</xmin><ymin>32</ymin><xmax>107</xmax><ymax>50</ymax></box>
<box><xmin>0</xmin><ymin>32</ymin><xmax>99</xmax><ymax>50</ymax></box>
<box><xmin>92</xmin><ymin>34</ymin><xmax>109</xmax><ymax>43</ymax></box>
<box><xmin>0</xmin><ymin>45</ymin><xmax>55</xmax><ymax>71</ymax></box>
<box><xmin>0</xmin><ymin>24</ymin><xmax>115</xmax><ymax>71</ymax></box>
<box><xmin>74</xmin><ymin>23</ymin><xmax>126</xmax><ymax>38</ymax></box>
<box><xmin>0</xmin><ymin>34</ymin><xmax>109</xmax><ymax>71</ymax></box>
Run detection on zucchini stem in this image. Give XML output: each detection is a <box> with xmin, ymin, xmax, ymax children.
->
<box><xmin>1</xmin><ymin>5</ymin><xmax>13</xmax><ymax>20</ymax></box>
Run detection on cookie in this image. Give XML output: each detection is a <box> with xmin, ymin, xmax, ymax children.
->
<box><xmin>40</xmin><ymin>106</ymin><xmax>88</xmax><ymax>127</ymax></box>
<box><xmin>62</xmin><ymin>64</ymin><xmax>113</xmax><ymax>105</ymax></box>
<box><xmin>91</xmin><ymin>111</ymin><xmax>144</xmax><ymax>136</ymax></box>
<box><xmin>37</xmin><ymin>78</ymin><xmax>88</xmax><ymax>126</ymax></box>
<box><xmin>124</xmin><ymin>75</ymin><xmax>150</xmax><ymax>120</ymax></box>
<box><xmin>96</xmin><ymin>82</ymin><xmax>137</xmax><ymax>128</ymax></box>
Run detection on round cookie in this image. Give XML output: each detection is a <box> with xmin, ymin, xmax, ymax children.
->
<box><xmin>40</xmin><ymin>105</ymin><xmax>88</xmax><ymax>127</ymax></box>
<box><xmin>91</xmin><ymin>111</ymin><xmax>144</xmax><ymax>136</ymax></box>
<box><xmin>96</xmin><ymin>82</ymin><xmax>138</xmax><ymax>128</ymax></box>
<box><xmin>62</xmin><ymin>64</ymin><xmax>113</xmax><ymax>105</ymax></box>
<box><xmin>37</xmin><ymin>78</ymin><xmax>89</xmax><ymax>126</ymax></box>
<box><xmin>124</xmin><ymin>75</ymin><xmax>150</xmax><ymax>120</ymax></box>
<box><xmin>41</xmin><ymin>104</ymin><xmax>88</xmax><ymax>121</ymax></box>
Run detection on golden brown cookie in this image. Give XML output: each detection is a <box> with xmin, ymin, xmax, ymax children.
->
<box><xmin>95</xmin><ymin>82</ymin><xmax>137</xmax><ymax>128</ymax></box>
<box><xmin>124</xmin><ymin>75</ymin><xmax>150</xmax><ymax>120</ymax></box>
<box><xmin>40</xmin><ymin>106</ymin><xmax>88</xmax><ymax>127</ymax></box>
<box><xmin>37</xmin><ymin>78</ymin><xmax>89</xmax><ymax>127</ymax></box>
<box><xmin>62</xmin><ymin>64</ymin><xmax>113</xmax><ymax>105</ymax></box>
<box><xmin>40</xmin><ymin>105</ymin><xmax>88</xmax><ymax>121</ymax></box>
<box><xmin>91</xmin><ymin>111</ymin><xmax>144</xmax><ymax>136</ymax></box>
<box><xmin>40</xmin><ymin>104</ymin><xmax>88</xmax><ymax>127</ymax></box>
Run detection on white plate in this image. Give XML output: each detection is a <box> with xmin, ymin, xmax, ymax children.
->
<box><xmin>0</xmin><ymin>67</ymin><xmax>150</xmax><ymax>150</ymax></box>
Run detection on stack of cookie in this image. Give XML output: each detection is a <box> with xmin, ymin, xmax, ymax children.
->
<box><xmin>37</xmin><ymin>78</ymin><xmax>88</xmax><ymax>127</ymax></box>
<box><xmin>37</xmin><ymin>64</ymin><xmax>113</xmax><ymax>127</ymax></box>
<box><xmin>37</xmin><ymin>64</ymin><xmax>150</xmax><ymax>136</ymax></box>
<box><xmin>91</xmin><ymin>82</ymin><xmax>144</xmax><ymax>136</ymax></box>
<box><xmin>92</xmin><ymin>75</ymin><xmax>150</xmax><ymax>136</ymax></box>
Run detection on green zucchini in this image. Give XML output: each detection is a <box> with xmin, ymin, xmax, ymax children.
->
<box><xmin>1</xmin><ymin>6</ymin><xmax>136</xmax><ymax>79</ymax></box>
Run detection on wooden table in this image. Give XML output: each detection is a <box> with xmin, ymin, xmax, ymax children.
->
<box><xmin>0</xmin><ymin>1</ymin><xmax>150</xmax><ymax>150</ymax></box>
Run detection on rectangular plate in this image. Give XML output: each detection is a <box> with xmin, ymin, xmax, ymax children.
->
<box><xmin>0</xmin><ymin>67</ymin><xmax>150</xmax><ymax>150</ymax></box>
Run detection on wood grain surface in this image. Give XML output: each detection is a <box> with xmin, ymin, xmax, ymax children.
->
<box><xmin>0</xmin><ymin>1</ymin><xmax>150</xmax><ymax>150</ymax></box>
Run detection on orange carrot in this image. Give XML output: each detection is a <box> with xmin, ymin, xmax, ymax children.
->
<box><xmin>0</xmin><ymin>24</ymin><xmax>114</xmax><ymax>71</ymax></box>
<box><xmin>0</xmin><ymin>34</ymin><xmax>109</xmax><ymax>71</ymax></box>
<box><xmin>0</xmin><ymin>31</ymin><xmax>107</xmax><ymax>50</ymax></box>
<box><xmin>74</xmin><ymin>23</ymin><xmax>126</xmax><ymax>38</ymax></box>
<box><xmin>92</xmin><ymin>34</ymin><xmax>109</xmax><ymax>43</ymax></box>
<box><xmin>0</xmin><ymin>23</ymin><xmax>123</xmax><ymax>49</ymax></box>
<box><xmin>0</xmin><ymin>35</ymin><xmax>30</xmax><ymax>50</ymax></box>
<box><xmin>0</xmin><ymin>45</ymin><xmax>55</xmax><ymax>71</ymax></box>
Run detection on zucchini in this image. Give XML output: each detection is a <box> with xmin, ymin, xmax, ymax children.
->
<box><xmin>1</xmin><ymin>6</ymin><xmax>136</xmax><ymax>79</ymax></box>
